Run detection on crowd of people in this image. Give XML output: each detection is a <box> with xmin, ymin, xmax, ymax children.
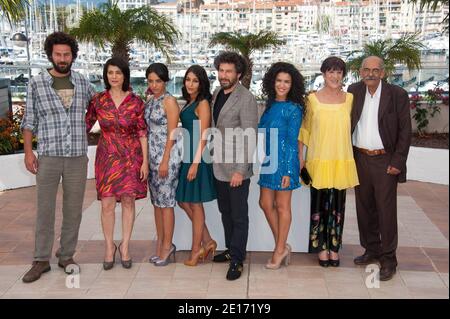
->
<box><xmin>20</xmin><ymin>32</ymin><xmax>412</xmax><ymax>284</ymax></box>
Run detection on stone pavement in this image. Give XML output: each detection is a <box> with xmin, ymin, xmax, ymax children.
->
<box><xmin>0</xmin><ymin>180</ymin><xmax>448</xmax><ymax>299</ymax></box>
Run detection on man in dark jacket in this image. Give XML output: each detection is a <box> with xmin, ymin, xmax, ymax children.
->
<box><xmin>348</xmin><ymin>55</ymin><xmax>412</xmax><ymax>281</ymax></box>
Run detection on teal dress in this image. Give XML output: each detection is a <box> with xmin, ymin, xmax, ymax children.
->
<box><xmin>176</xmin><ymin>101</ymin><xmax>216</xmax><ymax>203</ymax></box>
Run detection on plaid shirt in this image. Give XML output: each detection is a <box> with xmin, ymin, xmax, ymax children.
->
<box><xmin>21</xmin><ymin>69</ymin><xmax>95</xmax><ymax>157</ymax></box>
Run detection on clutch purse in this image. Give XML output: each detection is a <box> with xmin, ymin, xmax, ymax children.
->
<box><xmin>300</xmin><ymin>167</ymin><xmax>312</xmax><ymax>185</ymax></box>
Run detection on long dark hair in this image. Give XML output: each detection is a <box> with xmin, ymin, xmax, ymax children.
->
<box><xmin>262</xmin><ymin>62</ymin><xmax>305</xmax><ymax>111</ymax></box>
<box><xmin>181</xmin><ymin>65</ymin><xmax>212</xmax><ymax>103</ymax></box>
<box><xmin>103</xmin><ymin>57</ymin><xmax>130</xmax><ymax>92</ymax></box>
<box><xmin>145</xmin><ymin>63</ymin><xmax>170</xmax><ymax>82</ymax></box>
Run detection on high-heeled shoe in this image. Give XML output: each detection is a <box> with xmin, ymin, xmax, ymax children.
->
<box><xmin>154</xmin><ymin>244</ymin><xmax>176</xmax><ymax>267</ymax></box>
<box><xmin>286</xmin><ymin>243</ymin><xmax>292</xmax><ymax>254</ymax></box>
<box><xmin>329</xmin><ymin>251</ymin><xmax>340</xmax><ymax>267</ymax></box>
<box><xmin>318</xmin><ymin>250</ymin><xmax>329</xmax><ymax>268</ymax></box>
<box><xmin>265</xmin><ymin>248</ymin><xmax>290</xmax><ymax>270</ymax></box>
<box><xmin>149</xmin><ymin>255</ymin><xmax>160</xmax><ymax>263</ymax></box>
<box><xmin>184</xmin><ymin>247</ymin><xmax>206</xmax><ymax>266</ymax></box>
<box><xmin>118</xmin><ymin>242</ymin><xmax>132</xmax><ymax>269</ymax></box>
<box><xmin>103</xmin><ymin>243</ymin><xmax>117</xmax><ymax>271</ymax></box>
<box><xmin>203</xmin><ymin>240</ymin><xmax>217</xmax><ymax>260</ymax></box>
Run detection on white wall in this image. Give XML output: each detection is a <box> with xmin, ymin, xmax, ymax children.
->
<box><xmin>0</xmin><ymin>146</ymin><xmax>97</xmax><ymax>191</ymax></box>
<box><xmin>173</xmin><ymin>177</ymin><xmax>311</xmax><ymax>253</ymax></box>
<box><xmin>406</xmin><ymin>146</ymin><xmax>449</xmax><ymax>185</ymax></box>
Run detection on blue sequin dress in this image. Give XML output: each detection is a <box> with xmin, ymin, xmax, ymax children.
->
<box><xmin>258</xmin><ymin>100</ymin><xmax>302</xmax><ymax>191</ymax></box>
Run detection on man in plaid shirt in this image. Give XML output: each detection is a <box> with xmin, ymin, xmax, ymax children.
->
<box><xmin>21</xmin><ymin>32</ymin><xmax>95</xmax><ymax>283</ymax></box>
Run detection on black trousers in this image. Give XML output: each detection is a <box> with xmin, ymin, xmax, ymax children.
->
<box><xmin>214</xmin><ymin>177</ymin><xmax>251</xmax><ymax>263</ymax></box>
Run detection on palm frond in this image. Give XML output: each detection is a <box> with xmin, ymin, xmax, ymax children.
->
<box><xmin>408</xmin><ymin>0</ymin><xmax>449</xmax><ymax>31</ymax></box>
<box><xmin>209</xmin><ymin>32</ymin><xmax>250</xmax><ymax>56</ymax></box>
<box><xmin>346</xmin><ymin>33</ymin><xmax>424</xmax><ymax>80</ymax></box>
<box><xmin>0</xmin><ymin>0</ymin><xmax>28</xmax><ymax>24</ymax></box>
<box><xmin>209</xmin><ymin>31</ymin><xmax>284</xmax><ymax>58</ymax></box>
<box><xmin>68</xmin><ymin>2</ymin><xmax>179</xmax><ymax>62</ymax></box>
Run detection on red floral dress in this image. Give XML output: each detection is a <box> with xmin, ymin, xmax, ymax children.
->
<box><xmin>86</xmin><ymin>91</ymin><xmax>147</xmax><ymax>200</ymax></box>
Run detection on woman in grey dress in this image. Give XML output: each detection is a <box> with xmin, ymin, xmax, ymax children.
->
<box><xmin>144</xmin><ymin>63</ymin><xmax>181</xmax><ymax>266</ymax></box>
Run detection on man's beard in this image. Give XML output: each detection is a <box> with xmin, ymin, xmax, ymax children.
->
<box><xmin>51</xmin><ymin>59</ymin><xmax>72</xmax><ymax>74</ymax></box>
<box><xmin>219</xmin><ymin>77</ymin><xmax>238</xmax><ymax>90</ymax></box>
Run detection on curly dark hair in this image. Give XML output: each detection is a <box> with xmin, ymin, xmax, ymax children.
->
<box><xmin>44</xmin><ymin>32</ymin><xmax>79</xmax><ymax>61</ymax></box>
<box><xmin>262</xmin><ymin>62</ymin><xmax>305</xmax><ymax>110</ymax></box>
<box><xmin>213</xmin><ymin>51</ymin><xmax>247</xmax><ymax>80</ymax></box>
<box><xmin>103</xmin><ymin>57</ymin><xmax>130</xmax><ymax>92</ymax></box>
<box><xmin>181</xmin><ymin>65</ymin><xmax>212</xmax><ymax>103</ymax></box>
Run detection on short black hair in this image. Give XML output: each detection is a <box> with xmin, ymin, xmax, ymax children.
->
<box><xmin>320</xmin><ymin>56</ymin><xmax>347</xmax><ymax>77</ymax></box>
<box><xmin>182</xmin><ymin>65</ymin><xmax>212</xmax><ymax>103</ymax></box>
<box><xmin>44</xmin><ymin>32</ymin><xmax>79</xmax><ymax>61</ymax></box>
<box><xmin>103</xmin><ymin>57</ymin><xmax>130</xmax><ymax>92</ymax></box>
<box><xmin>146</xmin><ymin>63</ymin><xmax>170</xmax><ymax>82</ymax></box>
<box><xmin>213</xmin><ymin>51</ymin><xmax>247</xmax><ymax>80</ymax></box>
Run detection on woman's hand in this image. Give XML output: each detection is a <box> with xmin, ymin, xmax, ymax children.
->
<box><xmin>158</xmin><ymin>161</ymin><xmax>169</xmax><ymax>178</ymax></box>
<box><xmin>299</xmin><ymin>158</ymin><xmax>305</xmax><ymax>171</ymax></box>
<box><xmin>140</xmin><ymin>161</ymin><xmax>149</xmax><ymax>182</ymax></box>
<box><xmin>281</xmin><ymin>176</ymin><xmax>290</xmax><ymax>189</ymax></box>
<box><xmin>187</xmin><ymin>163</ymin><xmax>199</xmax><ymax>181</ymax></box>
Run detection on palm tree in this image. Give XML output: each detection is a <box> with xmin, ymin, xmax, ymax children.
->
<box><xmin>209</xmin><ymin>31</ymin><xmax>286</xmax><ymax>89</ymax></box>
<box><xmin>346</xmin><ymin>33</ymin><xmax>426</xmax><ymax>81</ymax></box>
<box><xmin>408</xmin><ymin>0</ymin><xmax>449</xmax><ymax>32</ymax></box>
<box><xmin>0</xmin><ymin>0</ymin><xmax>28</xmax><ymax>23</ymax></box>
<box><xmin>69</xmin><ymin>1</ymin><xmax>179</xmax><ymax>63</ymax></box>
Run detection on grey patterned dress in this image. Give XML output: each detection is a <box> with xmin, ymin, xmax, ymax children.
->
<box><xmin>145</xmin><ymin>92</ymin><xmax>182</xmax><ymax>208</ymax></box>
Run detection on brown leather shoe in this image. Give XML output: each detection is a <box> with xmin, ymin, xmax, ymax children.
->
<box><xmin>353</xmin><ymin>253</ymin><xmax>379</xmax><ymax>266</ymax></box>
<box><xmin>22</xmin><ymin>261</ymin><xmax>51</xmax><ymax>283</ymax></box>
<box><xmin>58</xmin><ymin>258</ymin><xmax>80</xmax><ymax>274</ymax></box>
<box><xmin>379</xmin><ymin>266</ymin><xmax>396</xmax><ymax>281</ymax></box>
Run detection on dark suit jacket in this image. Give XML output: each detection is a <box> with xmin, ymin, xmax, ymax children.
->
<box><xmin>348</xmin><ymin>81</ymin><xmax>412</xmax><ymax>183</ymax></box>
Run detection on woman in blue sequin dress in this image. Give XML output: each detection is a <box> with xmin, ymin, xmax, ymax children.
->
<box><xmin>258</xmin><ymin>62</ymin><xmax>305</xmax><ymax>269</ymax></box>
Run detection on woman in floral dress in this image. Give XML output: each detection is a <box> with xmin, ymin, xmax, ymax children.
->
<box><xmin>86</xmin><ymin>57</ymin><xmax>148</xmax><ymax>270</ymax></box>
<box><xmin>145</xmin><ymin>63</ymin><xmax>182</xmax><ymax>266</ymax></box>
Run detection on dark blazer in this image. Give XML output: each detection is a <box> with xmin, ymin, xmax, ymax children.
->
<box><xmin>348</xmin><ymin>81</ymin><xmax>412</xmax><ymax>183</ymax></box>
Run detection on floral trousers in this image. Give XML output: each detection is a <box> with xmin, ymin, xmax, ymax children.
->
<box><xmin>308</xmin><ymin>187</ymin><xmax>347</xmax><ymax>253</ymax></box>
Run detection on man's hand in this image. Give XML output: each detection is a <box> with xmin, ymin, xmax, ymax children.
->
<box><xmin>24</xmin><ymin>151</ymin><xmax>38</xmax><ymax>174</ymax></box>
<box><xmin>230</xmin><ymin>172</ymin><xmax>243</xmax><ymax>187</ymax></box>
<box><xmin>387</xmin><ymin>165</ymin><xmax>401</xmax><ymax>175</ymax></box>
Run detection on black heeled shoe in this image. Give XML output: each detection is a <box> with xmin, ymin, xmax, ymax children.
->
<box><xmin>318</xmin><ymin>259</ymin><xmax>329</xmax><ymax>267</ymax></box>
<box><xmin>118</xmin><ymin>242</ymin><xmax>132</xmax><ymax>269</ymax></box>
<box><xmin>329</xmin><ymin>259</ymin><xmax>340</xmax><ymax>267</ymax></box>
<box><xmin>318</xmin><ymin>250</ymin><xmax>329</xmax><ymax>268</ymax></box>
<box><xmin>329</xmin><ymin>251</ymin><xmax>340</xmax><ymax>267</ymax></box>
<box><xmin>103</xmin><ymin>244</ymin><xmax>117</xmax><ymax>271</ymax></box>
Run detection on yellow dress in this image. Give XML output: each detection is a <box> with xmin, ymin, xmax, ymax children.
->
<box><xmin>298</xmin><ymin>92</ymin><xmax>359</xmax><ymax>190</ymax></box>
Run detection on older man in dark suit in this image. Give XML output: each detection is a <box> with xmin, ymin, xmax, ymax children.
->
<box><xmin>348</xmin><ymin>56</ymin><xmax>412</xmax><ymax>281</ymax></box>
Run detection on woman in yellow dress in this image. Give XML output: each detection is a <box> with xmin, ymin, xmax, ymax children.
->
<box><xmin>298</xmin><ymin>56</ymin><xmax>359</xmax><ymax>267</ymax></box>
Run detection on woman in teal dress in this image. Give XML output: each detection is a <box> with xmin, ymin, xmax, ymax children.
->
<box><xmin>258</xmin><ymin>62</ymin><xmax>305</xmax><ymax>270</ymax></box>
<box><xmin>176</xmin><ymin>65</ymin><xmax>217</xmax><ymax>266</ymax></box>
